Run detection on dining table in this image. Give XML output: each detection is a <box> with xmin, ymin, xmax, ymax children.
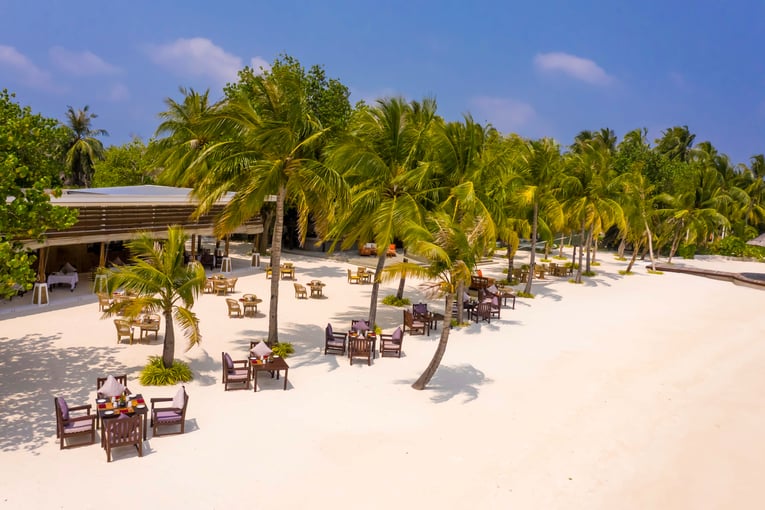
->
<box><xmin>308</xmin><ymin>280</ymin><xmax>325</xmax><ymax>297</ymax></box>
<box><xmin>96</xmin><ymin>394</ymin><xmax>149</xmax><ymax>444</ymax></box>
<box><xmin>348</xmin><ymin>331</ymin><xmax>377</xmax><ymax>358</ymax></box>
<box><xmin>249</xmin><ymin>357</ymin><xmax>289</xmax><ymax>392</ymax></box>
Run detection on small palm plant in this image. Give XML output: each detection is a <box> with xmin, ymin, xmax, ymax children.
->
<box><xmin>105</xmin><ymin>226</ymin><xmax>206</xmax><ymax>380</ymax></box>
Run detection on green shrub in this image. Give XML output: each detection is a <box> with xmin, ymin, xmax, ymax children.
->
<box><xmin>139</xmin><ymin>356</ymin><xmax>193</xmax><ymax>386</ymax></box>
<box><xmin>582</xmin><ymin>270</ymin><xmax>596</xmax><ymax>277</ymax></box>
<box><xmin>382</xmin><ymin>295</ymin><xmax>410</xmax><ymax>307</ymax></box>
<box><xmin>271</xmin><ymin>342</ymin><xmax>295</xmax><ymax>358</ymax></box>
<box><xmin>677</xmin><ymin>243</ymin><xmax>697</xmax><ymax>259</ymax></box>
<box><xmin>516</xmin><ymin>291</ymin><xmax>534</xmax><ymax>298</ymax></box>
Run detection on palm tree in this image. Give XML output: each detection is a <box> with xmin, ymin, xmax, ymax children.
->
<box><xmin>327</xmin><ymin>97</ymin><xmax>439</xmax><ymax>328</ymax></box>
<box><xmin>566</xmin><ymin>138</ymin><xmax>624</xmax><ymax>281</ymax></box>
<box><xmin>106</xmin><ymin>227</ymin><xmax>206</xmax><ymax>368</ymax></box>
<box><xmin>177</xmin><ymin>64</ymin><xmax>345</xmax><ymax>345</ymax></box>
<box><xmin>513</xmin><ymin>138</ymin><xmax>567</xmax><ymax>293</ymax></box>
<box><xmin>63</xmin><ymin>105</ymin><xmax>108</xmax><ymax>187</ymax></box>
<box><xmin>152</xmin><ymin>87</ymin><xmax>218</xmax><ymax>188</ymax></box>
<box><xmin>382</xmin><ymin>211</ymin><xmax>491</xmax><ymax>390</ymax></box>
<box><xmin>614</xmin><ymin>167</ymin><xmax>659</xmax><ymax>271</ymax></box>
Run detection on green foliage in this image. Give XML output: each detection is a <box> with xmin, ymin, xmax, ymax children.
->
<box><xmin>647</xmin><ymin>269</ymin><xmax>664</xmax><ymax>275</ymax></box>
<box><xmin>618</xmin><ymin>270</ymin><xmax>634</xmax><ymax>275</ymax></box>
<box><xmin>382</xmin><ymin>294</ymin><xmax>411</xmax><ymax>307</ymax></box>
<box><xmin>93</xmin><ymin>138</ymin><xmax>153</xmax><ymax>187</ymax></box>
<box><xmin>139</xmin><ymin>356</ymin><xmax>193</xmax><ymax>385</ymax></box>
<box><xmin>63</xmin><ymin>105</ymin><xmax>108</xmax><ymax>187</ymax></box>
<box><xmin>582</xmin><ymin>270</ymin><xmax>597</xmax><ymax>277</ymax></box>
<box><xmin>271</xmin><ymin>342</ymin><xmax>295</xmax><ymax>358</ymax></box>
<box><xmin>0</xmin><ymin>89</ymin><xmax>77</xmax><ymax>298</ymax></box>
<box><xmin>677</xmin><ymin>243</ymin><xmax>696</xmax><ymax>259</ymax></box>
<box><xmin>708</xmin><ymin>236</ymin><xmax>765</xmax><ymax>260</ymax></box>
<box><xmin>516</xmin><ymin>291</ymin><xmax>534</xmax><ymax>298</ymax></box>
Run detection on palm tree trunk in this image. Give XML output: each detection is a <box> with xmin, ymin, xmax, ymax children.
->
<box><xmin>523</xmin><ymin>202</ymin><xmax>538</xmax><ymax>294</ymax></box>
<box><xmin>162</xmin><ymin>309</ymin><xmax>175</xmax><ymax>368</ymax></box>
<box><xmin>585</xmin><ymin>226</ymin><xmax>593</xmax><ymax>273</ymax></box>
<box><xmin>412</xmin><ymin>293</ymin><xmax>453</xmax><ymax>390</ymax></box>
<box><xmin>644</xmin><ymin>218</ymin><xmax>657</xmax><ymax>271</ymax></box>
<box><xmin>455</xmin><ymin>280</ymin><xmax>465</xmax><ymax>324</ymax></box>
<box><xmin>395</xmin><ymin>257</ymin><xmax>408</xmax><ymax>299</ymax></box>
<box><xmin>625</xmin><ymin>239</ymin><xmax>642</xmax><ymax>273</ymax></box>
<box><xmin>617</xmin><ymin>237</ymin><xmax>626</xmax><ymax>258</ymax></box>
<box><xmin>368</xmin><ymin>251</ymin><xmax>388</xmax><ymax>328</ymax></box>
<box><xmin>575</xmin><ymin>219</ymin><xmax>585</xmax><ymax>283</ymax></box>
<box><xmin>267</xmin><ymin>184</ymin><xmax>287</xmax><ymax>345</ymax></box>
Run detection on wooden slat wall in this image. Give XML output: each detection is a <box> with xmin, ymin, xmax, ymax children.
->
<box><xmin>24</xmin><ymin>204</ymin><xmax>263</xmax><ymax>248</ymax></box>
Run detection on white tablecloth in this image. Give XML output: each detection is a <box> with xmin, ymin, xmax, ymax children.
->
<box><xmin>47</xmin><ymin>272</ymin><xmax>79</xmax><ymax>290</ymax></box>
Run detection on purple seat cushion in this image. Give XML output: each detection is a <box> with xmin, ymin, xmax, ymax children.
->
<box><xmin>327</xmin><ymin>323</ymin><xmax>333</xmax><ymax>336</ymax></box>
<box><xmin>64</xmin><ymin>420</ymin><xmax>91</xmax><ymax>433</ymax></box>
<box><xmin>413</xmin><ymin>303</ymin><xmax>427</xmax><ymax>315</ymax></box>
<box><xmin>224</xmin><ymin>352</ymin><xmax>234</xmax><ymax>370</ymax></box>
<box><xmin>392</xmin><ymin>326</ymin><xmax>403</xmax><ymax>341</ymax></box>
<box><xmin>57</xmin><ymin>397</ymin><xmax>69</xmax><ymax>420</ymax></box>
<box><xmin>155</xmin><ymin>410</ymin><xmax>181</xmax><ymax>421</ymax></box>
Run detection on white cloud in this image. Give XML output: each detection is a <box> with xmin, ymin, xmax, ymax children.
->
<box><xmin>250</xmin><ymin>57</ymin><xmax>270</xmax><ymax>75</ymax></box>
<box><xmin>146</xmin><ymin>37</ymin><xmax>244</xmax><ymax>85</ymax></box>
<box><xmin>469</xmin><ymin>96</ymin><xmax>536</xmax><ymax>133</ymax></box>
<box><xmin>534</xmin><ymin>52</ymin><xmax>613</xmax><ymax>85</ymax></box>
<box><xmin>105</xmin><ymin>83</ymin><xmax>130</xmax><ymax>101</ymax></box>
<box><xmin>0</xmin><ymin>45</ymin><xmax>57</xmax><ymax>90</ymax></box>
<box><xmin>49</xmin><ymin>46</ymin><xmax>121</xmax><ymax>75</ymax></box>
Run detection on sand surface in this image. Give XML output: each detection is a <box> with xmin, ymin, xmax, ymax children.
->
<box><xmin>1</xmin><ymin>248</ymin><xmax>764</xmax><ymax>509</ymax></box>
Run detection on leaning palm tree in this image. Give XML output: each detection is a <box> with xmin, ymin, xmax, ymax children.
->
<box><xmin>105</xmin><ymin>227</ymin><xmax>206</xmax><ymax>369</ymax></box>
<box><xmin>382</xmin><ymin>211</ymin><xmax>492</xmax><ymax>390</ymax></box>
<box><xmin>63</xmin><ymin>105</ymin><xmax>108</xmax><ymax>187</ymax></box>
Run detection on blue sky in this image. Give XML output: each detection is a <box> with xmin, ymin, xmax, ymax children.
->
<box><xmin>2</xmin><ymin>0</ymin><xmax>764</xmax><ymax>165</ymax></box>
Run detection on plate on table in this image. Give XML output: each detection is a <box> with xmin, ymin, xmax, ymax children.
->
<box><xmin>272</xmin><ymin>355</ymin><xmax>280</xmax><ymax>359</ymax></box>
<box><xmin>103</xmin><ymin>410</ymin><xmax>115</xmax><ymax>416</ymax></box>
<box><xmin>136</xmin><ymin>404</ymin><xmax>146</xmax><ymax>410</ymax></box>
<box><xmin>128</xmin><ymin>394</ymin><xmax>138</xmax><ymax>399</ymax></box>
<box><xmin>96</xmin><ymin>398</ymin><xmax>107</xmax><ymax>404</ymax></box>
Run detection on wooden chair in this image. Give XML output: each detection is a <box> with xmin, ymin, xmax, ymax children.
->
<box><xmin>226</xmin><ymin>277</ymin><xmax>238</xmax><ymax>294</ymax></box>
<box><xmin>380</xmin><ymin>327</ymin><xmax>404</xmax><ymax>357</ymax></box>
<box><xmin>265</xmin><ymin>265</ymin><xmax>273</xmax><ymax>279</ymax></box>
<box><xmin>325</xmin><ymin>323</ymin><xmax>347</xmax><ymax>355</ymax></box>
<box><xmin>97</xmin><ymin>292</ymin><xmax>113</xmax><ymax>312</ymax></box>
<box><xmin>150</xmin><ymin>386</ymin><xmax>189</xmax><ymax>437</ymax></box>
<box><xmin>347</xmin><ymin>269</ymin><xmax>360</xmax><ymax>284</ymax></box>
<box><xmin>54</xmin><ymin>397</ymin><xmax>96</xmax><ymax>449</ymax></box>
<box><xmin>203</xmin><ymin>279</ymin><xmax>214</xmax><ymax>293</ymax></box>
<box><xmin>114</xmin><ymin>319</ymin><xmax>134</xmax><ymax>344</ymax></box>
<box><xmin>470</xmin><ymin>301</ymin><xmax>492</xmax><ymax>323</ymax></box>
<box><xmin>104</xmin><ymin>414</ymin><xmax>143</xmax><ymax>462</ymax></box>
<box><xmin>403</xmin><ymin>310</ymin><xmax>429</xmax><ymax>336</ymax></box>
<box><xmin>349</xmin><ymin>336</ymin><xmax>373</xmax><ymax>366</ymax></box>
<box><xmin>226</xmin><ymin>298</ymin><xmax>243</xmax><ymax>318</ymax></box>
<box><xmin>294</xmin><ymin>283</ymin><xmax>308</xmax><ymax>299</ymax></box>
<box><xmin>221</xmin><ymin>352</ymin><xmax>250</xmax><ymax>390</ymax></box>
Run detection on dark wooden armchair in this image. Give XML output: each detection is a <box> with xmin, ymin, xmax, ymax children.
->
<box><xmin>325</xmin><ymin>323</ymin><xmax>347</xmax><ymax>355</ymax></box>
<box><xmin>54</xmin><ymin>397</ymin><xmax>96</xmax><ymax>449</ymax></box>
<box><xmin>470</xmin><ymin>301</ymin><xmax>492</xmax><ymax>323</ymax></box>
<box><xmin>380</xmin><ymin>327</ymin><xmax>404</xmax><ymax>357</ymax></box>
<box><xmin>150</xmin><ymin>386</ymin><xmax>189</xmax><ymax>437</ymax></box>
<box><xmin>403</xmin><ymin>310</ymin><xmax>429</xmax><ymax>335</ymax></box>
<box><xmin>104</xmin><ymin>414</ymin><xmax>143</xmax><ymax>462</ymax></box>
<box><xmin>221</xmin><ymin>352</ymin><xmax>250</xmax><ymax>390</ymax></box>
<box><xmin>349</xmin><ymin>337</ymin><xmax>373</xmax><ymax>366</ymax></box>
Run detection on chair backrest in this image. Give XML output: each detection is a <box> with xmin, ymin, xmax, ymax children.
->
<box><xmin>351</xmin><ymin>319</ymin><xmax>369</xmax><ymax>332</ymax></box>
<box><xmin>403</xmin><ymin>310</ymin><xmax>413</xmax><ymax>326</ymax></box>
<box><xmin>97</xmin><ymin>374</ymin><xmax>129</xmax><ymax>397</ymax></box>
<box><xmin>114</xmin><ymin>319</ymin><xmax>131</xmax><ymax>334</ymax></box>
<box><xmin>226</xmin><ymin>298</ymin><xmax>239</xmax><ymax>309</ymax></box>
<box><xmin>326</xmin><ymin>323</ymin><xmax>333</xmax><ymax>339</ymax></box>
<box><xmin>413</xmin><ymin>303</ymin><xmax>428</xmax><ymax>316</ymax></box>
<box><xmin>105</xmin><ymin>414</ymin><xmax>142</xmax><ymax>445</ymax></box>
<box><xmin>391</xmin><ymin>327</ymin><xmax>403</xmax><ymax>342</ymax></box>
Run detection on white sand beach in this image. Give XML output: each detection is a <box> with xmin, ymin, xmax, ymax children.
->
<box><xmin>1</xmin><ymin>249</ymin><xmax>764</xmax><ymax>509</ymax></box>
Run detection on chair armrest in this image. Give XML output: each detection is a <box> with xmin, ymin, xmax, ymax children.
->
<box><xmin>68</xmin><ymin>414</ymin><xmax>96</xmax><ymax>424</ymax></box>
<box><xmin>68</xmin><ymin>404</ymin><xmax>92</xmax><ymax>413</ymax></box>
<box><xmin>150</xmin><ymin>397</ymin><xmax>173</xmax><ymax>410</ymax></box>
<box><xmin>331</xmin><ymin>332</ymin><xmax>347</xmax><ymax>340</ymax></box>
<box><xmin>232</xmin><ymin>359</ymin><xmax>250</xmax><ymax>367</ymax></box>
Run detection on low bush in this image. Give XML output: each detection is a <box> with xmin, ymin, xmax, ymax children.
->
<box><xmin>271</xmin><ymin>342</ymin><xmax>295</xmax><ymax>358</ymax></box>
<box><xmin>382</xmin><ymin>295</ymin><xmax>410</xmax><ymax>307</ymax></box>
<box><xmin>139</xmin><ymin>356</ymin><xmax>193</xmax><ymax>386</ymax></box>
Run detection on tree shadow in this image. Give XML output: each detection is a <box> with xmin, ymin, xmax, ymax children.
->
<box><xmin>399</xmin><ymin>363</ymin><xmax>492</xmax><ymax>404</ymax></box>
<box><xmin>0</xmin><ymin>332</ymin><xmax>133</xmax><ymax>453</ymax></box>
